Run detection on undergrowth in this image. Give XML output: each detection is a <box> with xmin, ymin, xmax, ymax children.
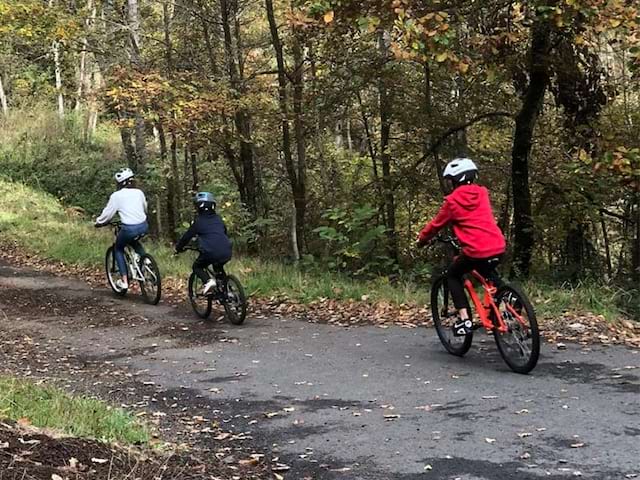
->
<box><xmin>0</xmin><ymin>179</ymin><xmax>633</xmax><ymax>321</ymax></box>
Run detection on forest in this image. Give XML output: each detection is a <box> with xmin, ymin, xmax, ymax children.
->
<box><xmin>0</xmin><ymin>0</ymin><xmax>638</xmax><ymax>315</ymax></box>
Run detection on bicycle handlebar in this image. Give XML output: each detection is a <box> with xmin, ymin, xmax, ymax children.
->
<box><xmin>95</xmin><ymin>220</ymin><xmax>121</xmax><ymax>229</ymax></box>
<box><xmin>434</xmin><ymin>234</ymin><xmax>460</xmax><ymax>251</ymax></box>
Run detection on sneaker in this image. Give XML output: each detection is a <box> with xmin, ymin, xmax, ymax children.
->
<box><xmin>452</xmin><ymin>318</ymin><xmax>473</xmax><ymax>336</ymax></box>
<box><xmin>202</xmin><ymin>279</ymin><xmax>216</xmax><ymax>295</ymax></box>
<box><xmin>115</xmin><ymin>279</ymin><xmax>129</xmax><ymax>291</ymax></box>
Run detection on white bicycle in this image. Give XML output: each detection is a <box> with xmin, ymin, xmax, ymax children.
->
<box><xmin>102</xmin><ymin>222</ymin><xmax>162</xmax><ymax>305</ymax></box>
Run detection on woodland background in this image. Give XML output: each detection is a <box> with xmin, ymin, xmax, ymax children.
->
<box><xmin>0</xmin><ymin>0</ymin><xmax>638</xmax><ymax>317</ymax></box>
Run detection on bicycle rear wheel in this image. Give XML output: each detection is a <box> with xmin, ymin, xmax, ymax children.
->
<box><xmin>140</xmin><ymin>253</ymin><xmax>161</xmax><ymax>305</ymax></box>
<box><xmin>492</xmin><ymin>284</ymin><xmax>540</xmax><ymax>374</ymax></box>
<box><xmin>430</xmin><ymin>275</ymin><xmax>472</xmax><ymax>356</ymax></box>
<box><xmin>105</xmin><ymin>246</ymin><xmax>127</xmax><ymax>296</ymax></box>
<box><xmin>223</xmin><ymin>274</ymin><xmax>247</xmax><ymax>325</ymax></box>
<box><xmin>188</xmin><ymin>272</ymin><xmax>212</xmax><ymax>319</ymax></box>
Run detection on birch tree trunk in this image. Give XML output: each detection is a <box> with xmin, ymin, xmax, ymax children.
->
<box><xmin>48</xmin><ymin>0</ymin><xmax>64</xmax><ymax>118</ymax></box>
<box><xmin>0</xmin><ymin>74</ymin><xmax>8</xmax><ymax>116</ymax></box>
<box><xmin>53</xmin><ymin>42</ymin><xmax>64</xmax><ymax>118</ymax></box>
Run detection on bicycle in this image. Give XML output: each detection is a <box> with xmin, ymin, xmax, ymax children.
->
<box><xmin>182</xmin><ymin>246</ymin><xmax>247</xmax><ymax>325</ymax></box>
<box><xmin>101</xmin><ymin>222</ymin><xmax>162</xmax><ymax>305</ymax></box>
<box><xmin>430</xmin><ymin>236</ymin><xmax>540</xmax><ymax>374</ymax></box>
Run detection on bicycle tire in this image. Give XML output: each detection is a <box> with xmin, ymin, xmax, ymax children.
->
<box><xmin>223</xmin><ymin>274</ymin><xmax>247</xmax><ymax>325</ymax></box>
<box><xmin>188</xmin><ymin>272</ymin><xmax>212</xmax><ymax>319</ymax></box>
<box><xmin>105</xmin><ymin>246</ymin><xmax>127</xmax><ymax>297</ymax></box>
<box><xmin>430</xmin><ymin>275</ymin><xmax>473</xmax><ymax>356</ymax></box>
<box><xmin>492</xmin><ymin>283</ymin><xmax>540</xmax><ymax>374</ymax></box>
<box><xmin>139</xmin><ymin>253</ymin><xmax>162</xmax><ymax>305</ymax></box>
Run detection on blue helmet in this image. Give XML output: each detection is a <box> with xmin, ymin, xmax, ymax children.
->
<box><xmin>194</xmin><ymin>191</ymin><xmax>216</xmax><ymax>211</ymax></box>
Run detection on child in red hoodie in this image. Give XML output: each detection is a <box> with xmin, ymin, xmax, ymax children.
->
<box><xmin>417</xmin><ymin>158</ymin><xmax>506</xmax><ymax>335</ymax></box>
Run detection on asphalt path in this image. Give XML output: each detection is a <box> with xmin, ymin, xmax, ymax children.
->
<box><xmin>0</xmin><ymin>260</ymin><xmax>638</xmax><ymax>479</ymax></box>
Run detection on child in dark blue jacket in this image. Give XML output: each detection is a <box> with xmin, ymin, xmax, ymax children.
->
<box><xmin>175</xmin><ymin>192</ymin><xmax>232</xmax><ymax>294</ymax></box>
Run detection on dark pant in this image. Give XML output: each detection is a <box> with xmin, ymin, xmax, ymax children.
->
<box><xmin>115</xmin><ymin>222</ymin><xmax>148</xmax><ymax>275</ymax></box>
<box><xmin>193</xmin><ymin>253</ymin><xmax>230</xmax><ymax>283</ymax></box>
<box><xmin>446</xmin><ymin>254</ymin><xmax>503</xmax><ymax>310</ymax></box>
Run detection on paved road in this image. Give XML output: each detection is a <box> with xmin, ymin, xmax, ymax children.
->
<box><xmin>0</xmin><ymin>260</ymin><xmax>638</xmax><ymax>479</ymax></box>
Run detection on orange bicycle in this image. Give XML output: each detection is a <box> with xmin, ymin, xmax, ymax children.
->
<box><xmin>430</xmin><ymin>236</ymin><xmax>540</xmax><ymax>374</ymax></box>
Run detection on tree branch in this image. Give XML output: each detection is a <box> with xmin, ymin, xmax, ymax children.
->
<box><xmin>413</xmin><ymin>111</ymin><xmax>514</xmax><ymax>170</ymax></box>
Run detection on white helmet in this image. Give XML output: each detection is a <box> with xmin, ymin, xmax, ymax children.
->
<box><xmin>443</xmin><ymin>157</ymin><xmax>478</xmax><ymax>184</ymax></box>
<box><xmin>114</xmin><ymin>167</ymin><xmax>134</xmax><ymax>184</ymax></box>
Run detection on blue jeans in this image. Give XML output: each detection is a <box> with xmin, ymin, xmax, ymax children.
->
<box><xmin>115</xmin><ymin>222</ymin><xmax>148</xmax><ymax>275</ymax></box>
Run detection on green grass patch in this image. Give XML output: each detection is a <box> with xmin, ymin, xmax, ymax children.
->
<box><xmin>527</xmin><ymin>280</ymin><xmax>635</xmax><ymax>320</ymax></box>
<box><xmin>0</xmin><ymin>376</ymin><xmax>149</xmax><ymax>444</ymax></box>
<box><xmin>0</xmin><ymin>179</ymin><xmax>632</xmax><ymax>320</ymax></box>
<box><xmin>0</xmin><ymin>179</ymin><xmax>428</xmax><ymax>305</ymax></box>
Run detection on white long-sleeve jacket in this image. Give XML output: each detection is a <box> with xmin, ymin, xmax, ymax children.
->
<box><xmin>96</xmin><ymin>188</ymin><xmax>148</xmax><ymax>225</ymax></box>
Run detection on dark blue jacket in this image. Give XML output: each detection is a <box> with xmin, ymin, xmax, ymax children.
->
<box><xmin>176</xmin><ymin>212</ymin><xmax>232</xmax><ymax>262</ymax></box>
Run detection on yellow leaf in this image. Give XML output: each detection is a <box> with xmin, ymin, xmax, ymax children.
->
<box><xmin>323</xmin><ymin>10</ymin><xmax>334</xmax><ymax>23</ymax></box>
<box><xmin>435</xmin><ymin>52</ymin><xmax>448</xmax><ymax>62</ymax></box>
<box><xmin>609</xmin><ymin>18</ymin><xmax>621</xmax><ymax>28</ymax></box>
<box><xmin>458</xmin><ymin>61</ymin><xmax>469</xmax><ymax>74</ymax></box>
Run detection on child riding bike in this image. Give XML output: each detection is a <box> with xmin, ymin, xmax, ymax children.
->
<box><xmin>174</xmin><ymin>192</ymin><xmax>233</xmax><ymax>295</ymax></box>
<box><xmin>417</xmin><ymin>158</ymin><xmax>506</xmax><ymax>336</ymax></box>
<box><xmin>95</xmin><ymin>168</ymin><xmax>149</xmax><ymax>291</ymax></box>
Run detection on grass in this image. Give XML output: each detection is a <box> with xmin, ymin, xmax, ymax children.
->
<box><xmin>0</xmin><ymin>376</ymin><xmax>149</xmax><ymax>444</ymax></box>
<box><xmin>0</xmin><ymin>179</ymin><xmax>428</xmax><ymax>305</ymax></box>
<box><xmin>527</xmin><ymin>280</ymin><xmax>636</xmax><ymax>320</ymax></box>
<box><xmin>0</xmin><ymin>179</ymin><xmax>633</xmax><ymax>320</ymax></box>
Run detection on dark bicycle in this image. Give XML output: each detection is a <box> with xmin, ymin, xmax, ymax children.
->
<box><xmin>182</xmin><ymin>246</ymin><xmax>247</xmax><ymax>324</ymax></box>
<box><xmin>101</xmin><ymin>221</ymin><xmax>162</xmax><ymax>305</ymax></box>
<box><xmin>430</xmin><ymin>235</ymin><xmax>540</xmax><ymax>374</ymax></box>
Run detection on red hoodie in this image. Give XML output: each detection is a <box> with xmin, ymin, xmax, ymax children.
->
<box><xmin>418</xmin><ymin>184</ymin><xmax>506</xmax><ymax>258</ymax></box>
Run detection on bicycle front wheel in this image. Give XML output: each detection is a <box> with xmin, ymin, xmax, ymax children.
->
<box><xmin>223</xmin><ymin>274</ymin><xmax>247</xmax><ymax>325</ymax></box>
<box><xmin>140</xmin><ymin>254</ymin><xmax>162</xmax><ymax>305</ymax></box>
<box><xmin>188</xmin><ymin>272</ymin><xmax>212</xmax><ymax>319</ymax></box>
<box><xmin>430</xmin><ymin>275</ymin><xmax>472</xmax><ymax>356</ymax></box>
<box><xmin>105</xmin><ymin>246</ymin><xmax>127</xmax><ymax>296</ymax></box>
<box><xmin>492</xmin><ymin>284</ymin><xmax>540</xmax><ymax>374</ymax></box>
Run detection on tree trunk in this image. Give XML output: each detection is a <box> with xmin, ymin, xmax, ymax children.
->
<box><xmin>197</xmin><ymin>0</ymin><xmax>219</xmax><ymax>76</ymax></box>
<box><xmin>127</xmin><ymin>0</ymin><xmax>142</xmax><ymax>65</ymax></box>
<box><xmin>510</xmin><ymin>20</ymin><xmax>551</xmax><ymax>278</ymax></box>
<box><xmin>53</xmin><ymin>41</ymin><xmax>64</xmax><ymax>118</ymax></box>
<box><xmin>0</xmin><ymin>74</ymin><xmax>8</xmax><ymax>116</ymax></box>
<box><xmin>599</xmin><ymin>212</ymin><xmax>613</xmax><ymax>280</ymax></box>
<box><xmin>265</xmin><ymin>0</ymin><xmax>306</xmax><ymax>257</ymax></box>
<box><xmin>633</xmin><ymin>193</ymin><xmax>640</xmax><ymax>284</ymax></box>
<box><xmin>75</xmin><ymin>0</ymin><xmax>93</xmax><ymax>112</ymax></box>
<box><xmin>220</xmin><ymin>0</ymin><xmax>259</xmax><ymax>221</ymax></box>
<box><xmin>190</xmin><ymin>148</ymin><xmax>199</xmax><ymax>193</ymax></box>
<box><xmin>126</xmin><ymin>0</ymin><xmax>145</xmax><ymax>170</ymax></box>
<box><xmin>120</xmin><ymin>123</ymin><xmax>136</xmax><ymax>167</ymax></box>
<box><xmin>134</xmin><ymin>113</ymin><xmax>146</xmax><ymax>171</ymax></box>
<box><xmin>291</xmin><ymin>33</ymin><xmax>307</xmax><ymax>254</ymax></box>
<box><xmin>499</xmin><ymin>179</ymin><xmax>512</xmax><ymax>238</ymax></box>
<box><xmin>157</xmin><ymin>121</ymin><xmax>177</xmax><ymax>241</ymax></box>
<box><xmin>378</xmin><ymin>32</ymin><xmax>398</xmax><ymax>264</ymax></box>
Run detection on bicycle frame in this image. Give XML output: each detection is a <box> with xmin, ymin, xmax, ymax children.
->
<box><xmin>463</xmin><ymin>270</ymin><xmax>507</xmax><ymax>333</ymax></box>
<box><xmin>109</xmin><ymin>223</ymin><xmax>146</xmax><ymax>282</ymax></box>
<box><xmin>464</xmin><ymin>270</ymin><xmax>529</xmax><ymax>334</ymax></box>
